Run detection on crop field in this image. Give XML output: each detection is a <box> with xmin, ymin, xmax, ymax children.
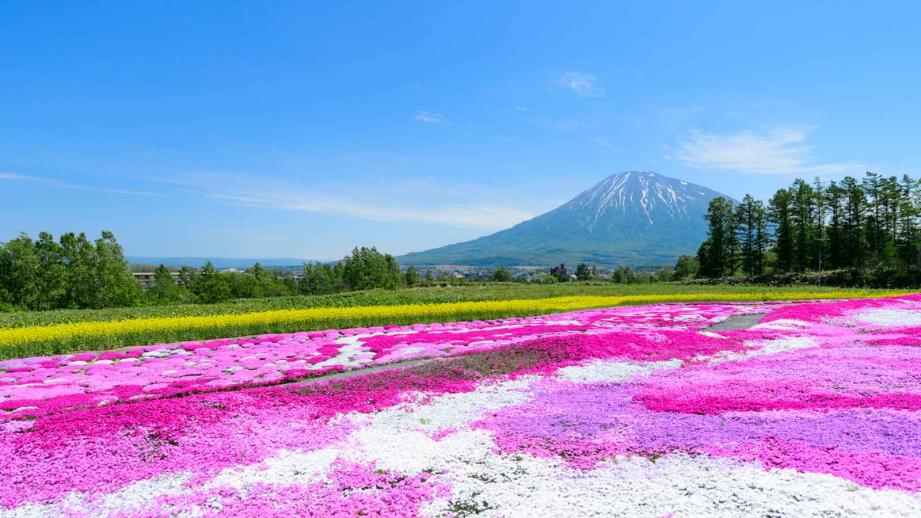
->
<box><xmin>1</xmin><ymin>294</ymin><xmax>920</xmax><ymax>516</ymax></box>
<box><xmin>0</xmin><ymin>283</ymin><xmax>904</xmax><ymax>358</ymax></box>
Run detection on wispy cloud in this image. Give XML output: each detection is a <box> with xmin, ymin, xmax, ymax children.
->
<box><xmin>211</xmin><ymin>192</ymin><xmax>533</xmax><ymax>229</ymax></box>
<box><xmin>554</xmin><ymin>71</ymin><xmax>602</xmax><ymax>97</ymax></box>
<box><xmin>676</xmin><ymin>127</ymin><xmax>862</xmax><ymax>175</ymax></box>
<box><xmin>414</xmin><ymin>111</ymin><xmax>444</xmax><ymax>124</ymax></box>
<box><xmin>0</xmin><ymin>171</ymin><xmax>158</xmax><ymax>196</ymax></box>
<box><xmin>0</xmin><ymin>171</ymin><xmax>32</xmax><ymax>180</ymax></box>
<box><xmin>170</xmin><ymin>173</ymin><xmax>535</xmax><ymax>230</ymax></box>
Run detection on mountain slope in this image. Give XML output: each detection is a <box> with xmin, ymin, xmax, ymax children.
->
<box><xmin>399</xmin><ymin>171</ymin><xmax>727</xmax><ymax>267</ymax></box>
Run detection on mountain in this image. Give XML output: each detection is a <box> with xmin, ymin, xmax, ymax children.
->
<box><xmin>398</xmin><ymin>171</ymin><xmax>728</xmax><ymax>267</ymax></box>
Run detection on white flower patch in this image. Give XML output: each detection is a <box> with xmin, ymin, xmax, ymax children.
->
<box><xmin>311</xmin><ymin>342</ymin><xmax>371</xmax><ymax>370</ymax></box>
<box><xmin>342</xmin><ymin>377</ymin><xmax>538</xmax><ymax>469</ymax></box>
<box><xmin>420</xmin><ymin>451</ymin><xmax>921</xmax><ymax>518</ymax></box>
<box><xmin>555</xmin><ymin>359</ymin><xmax>681</xmax><ymax>383</ymax></box>
<box><xmin>707</xmin><ymin>336</ymin><xmax>818</xmax><ymax>364</ymax></box>
<box><xmin>4</xmin><ymin>473</ymin><xmax>192</xmax><ymax>518</ymax></box>
<box><xmin>207</xmin><ymin>448</ymin><xmax>340</xmax><ymax>490</ymax></box>
<box><xmin>752</xmin><ymin>318</ymin><xmax>812</xmax><ymax>330</ymax></box>
<box><xmin>853</xmin><ymin>308</ymin><xmax>921</xmax><ymax>327</ymax></box>
<box><xmin>756</xmin><ymin>336</ymin><xmax>817</xmax><ymax>355</ymax></box>
<box><xmin>535</xmin><ymin>319</ymin><xmax>583</xmax><ymax>326</ymax></box>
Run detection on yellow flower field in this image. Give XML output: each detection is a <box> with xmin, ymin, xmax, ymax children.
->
<box><xmin>0</xmin><ymin>289</ymin><xmax>904</xmax><ymax>358</ymax></box>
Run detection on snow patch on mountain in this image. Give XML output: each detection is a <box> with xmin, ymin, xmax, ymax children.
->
<box><xmin>565</xmin><ymin>171</ymin><xmax>717</xmax><ymax>232</ymax></box>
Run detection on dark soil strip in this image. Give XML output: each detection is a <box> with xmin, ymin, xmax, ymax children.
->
<box><xmin>704</xmin><ymin>313</ymin><xmax>766</xmax><ymax>331</ymax></box>
<box><xmin>293</xmin><ymin>359</ymin><xmax>434</xmax><ymax>385</ymax></box>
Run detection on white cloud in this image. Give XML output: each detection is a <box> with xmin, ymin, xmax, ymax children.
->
<box><xmin>0</xmin><ymin>171</ymin><xmax>157</xmax><ymax>195</ymax></box>
<box><xmin>555</xmin><ymin>71</ymin><xmax>601</xmax><ymax>97</ymax></box>
<box><xmin>676</xmin><ymin>128</ymin><xmax>862</xmax><ymax>175</ymax></box>
<box><xmin>414</xmin><ymin>111</ymin><xmax>443</xmax><ymax>124</ymax></box>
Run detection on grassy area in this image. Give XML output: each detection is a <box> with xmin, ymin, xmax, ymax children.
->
<box><xmin>0</xmin><ymin>283</ymin><xmax>908</xmax><ymax>359</ymax></box>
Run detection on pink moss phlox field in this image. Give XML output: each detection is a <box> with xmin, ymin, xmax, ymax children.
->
<box><xmin>475</xmin><ymin>295</ymin><xmax>921</xmax><ymax>493</ymax></box>
<box><xmin>0</xmin><ymin>303</ymin><xmax>759</xmax><ymax>418</ymax></box>
<box><xmin>3</xmin><ymin>295</ymin><xmax>921</xmax><ymax>516</ymax></box>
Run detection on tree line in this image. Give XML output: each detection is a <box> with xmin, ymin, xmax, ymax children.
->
<box><xmin>0</xmin><ymin>231</ymin><xmax>141</xmax><ymax>311</ymax></box>
<box><xmin>691</xmin><ymin>171</ymin><xmax>921</xmax><ymax>286</ymax></box>
<box><xmin>0</xmin><ymin>231</ymin><xmax>418</xmax><ymax>310</ymax></box>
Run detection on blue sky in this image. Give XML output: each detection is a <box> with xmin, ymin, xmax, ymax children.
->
<box><xmin>2</xmin><ymin>1</ymin><xmax>920</xmax><ymax>259</ymax></box>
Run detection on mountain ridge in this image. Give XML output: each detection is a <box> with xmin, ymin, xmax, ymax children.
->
<box><xmin>398</xmin><ymin>171</ymin><xmax>727</xmax><ymax>267</ymax></box>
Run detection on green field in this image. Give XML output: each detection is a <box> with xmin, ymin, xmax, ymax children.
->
<box><xmin>0</xmin><ymin>282</ymin><xmax>898</xmax><ymax>329</ymax></box>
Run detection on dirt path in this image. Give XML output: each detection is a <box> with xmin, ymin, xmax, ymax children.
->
<box><xmin>704</xmin><ymin>313</ymin><xmax>765</xmax><ymax>331</ymax></box>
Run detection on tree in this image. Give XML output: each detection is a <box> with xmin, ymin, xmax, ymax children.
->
<box><xmin>825</xmin><ymin>181</ymin><xmax>846</xmax><ymax>269</ymax></box>
<box><xmin>672</xmin><ymin>255</ymin><xmax>699</xmax><ymax>281</ymax></box>
<box><xmin>193</xmin><ymin>261</ymin><xmax>232</xmax><ymax>303</ymax></box>
<box><xmin>574</xmin><ymin>263</ymin><xmax>592</xmax><ymax>281</ymax></box>
<box><xmin>383</xmin><ymin>254</ymin><xmax>404</xmax><ymax>289</ymax></box>
<box><xmin>59</xmin><ymin>232</ymin><xmax>98</xmax><ymax>309</ymax></box>
<box><xmin>34</xmin><ymin>232</ymin><xmax>67</xmax><ymax>310</ymax></box>
<box><xmin>699</xmin><ymin>197</ymin><xmax>737</xmax><ymax>278</ymax></box>
<box><xmin>769</xmin><ymin>189</ymin><xmax>794</xmax><ymax>273</ymax></box>
<box><xmin>550</xmin><ymin>264</ymin><xmax>568</xmax><ymax>282</ymax></box>
<box><xmin>341</xmin><ymin>246</ymin><xmax>404</xmax><ymax>291</ymax></box>
<box><xmin>147</xmin><ymin>264</ymin><xmax>190</xmax><ymax>304</ymax></box>
<box><xmin>897</xmin><ymin>175</ymin><xmax>919</xmax><ymax>272</ymax></box>
<box><xmin>791</xmin><ymin>179</ymin><xmax>815</xmax><ymax>272</ymax></box>
<box><xmin>811</xmin><ymin>177</ymin><xmax>827</xmax><ymax>271</ymax></box>
<box><xmin>94</xmin><ymin>231</ymin><xmax>141</xmax><ymax>308</ymax></box>
<box><xmin>492</xmin><ymin>267</ymin><xmax>512</xmax><ymax>282</ymax></box>
<box><xmin>863</xmin><ymin>171</ymin><xmax>884</xmax><ymax>264</ymax></box>
<box><xmin>0</xmin><ymin>234</ymin><xmax>41</xmax><ymax>309</ymax></box>
<box><xmin>734</xmin><ymin>195</ymin><xmax>767</xmax><ymax>278</ymax></box>
<box><xmin>299</xmin><ymin>262</ymin><xmax>341</xmax><ymax>295</ymax></box>
<box><xmin>611</xmin><ymin>266</ymin><xmax>637</xmax><ymax>284</ymax></box>
<box><xmin>879</xmin><ymin>175</ymin><xmax>901</xmax><ymax>265</ymax></box>
<box><xmin>404</xmin><ymin>265</ymin><xmax>419</xmax><ymax>287</ymax></box>
<box><xmin>842</xmin><ymin>176</ymin><xmax>868</xmax><ymax>268</ymax></box>
<box><xmin>243</xmin><ymin>262</ymin><xmax>291</xmax><ymax>298</ymax></box>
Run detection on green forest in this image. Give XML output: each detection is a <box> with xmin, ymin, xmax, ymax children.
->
<box><xmin>0</xmin><ymin>232</ymin><xmax>410</xmax><ymax>311</ymax></box>
<box><xmin>692</xmin><ymin>171</ymin><xmax>921</xmax><ymax>287</ymax></box>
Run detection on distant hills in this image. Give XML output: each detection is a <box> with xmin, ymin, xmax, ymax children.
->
<box><xmin>126</xmin><ymin>257</ymin><xmax>314</xmax><ymax>269</ymax></box>
<box><xmin>398</xmin><ymin>171</ymin><xmax>728</xmax><ymax>267</ymax></box>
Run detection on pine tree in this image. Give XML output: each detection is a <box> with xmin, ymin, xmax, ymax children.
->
<box><xmin>701</xmin><ymin>197</ymin><xmax>737</xmax><ymax>278</ymax></box>
<box><xmin>769</xmin><ymin>188</ymin><xmax>794</xmax><ymax>273</ymax></box>
<box><xmin>842</xmin><ymin>176</ymin><xmax>868</xmax><ymax>268</ymax></box>
<box><xmin>897</xmin><ymin>175</ymin><xmax>919</xmax><ymax>272</ymax></box>
<box><xmin>791</xmin><ymin>179</ymin><xmax>815</xmax><ymax>273</ymax></box>
<box><xmin>735</xmin><ymin>195</ymin><xmax>767</xmax><ymax>278</ymax></box>
<box><xmin>825</xmin><ymin>181</ymin><xmax>846</xmax><ymax>269</ymax></box>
